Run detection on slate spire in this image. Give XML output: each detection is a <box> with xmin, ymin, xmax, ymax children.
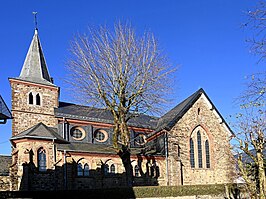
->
<box><xmin>18</xmin><ymin>29</ymin><xmax>54</xmax><ymax>86</ymax></box>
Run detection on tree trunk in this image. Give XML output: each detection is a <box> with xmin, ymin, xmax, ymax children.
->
<box><xmin>257</xmin><ymin>151</ymin><xmax>266</xmax><ymax>199</ymax></box>
<box><xmin>119</xmin><ymin>145</ymin><xmax>133</xmax><ymax>187</ymax></box>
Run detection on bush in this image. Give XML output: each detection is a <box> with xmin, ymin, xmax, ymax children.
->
<box><xmin>133</xmin><ymin>184</ymin><xmax>226</xmax><ymax>198</ymax></box>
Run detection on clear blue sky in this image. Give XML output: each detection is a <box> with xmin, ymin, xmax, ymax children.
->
<box><xmin>0</xmin><ymin>0</ymin><xmax>264</xmax><ymax>155</ymax></box>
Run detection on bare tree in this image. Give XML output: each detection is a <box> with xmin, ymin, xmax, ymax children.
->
<box><xmin>66</xmin><ymin>22</ymin><xmax>175</xmax><ymax>186</ymax></box>
<box><xmin>233</xmin><ymin>106</ymin><xmax>266</xmax><ymax>199</ymax></box>
<box><xmin>245</xmin><ymin>1</ymin><xmax>266</xmax><ymax>62</ymax></box>
<box><xmin>232</xmin><ymin>72</ymin><xmax>266</xmax><ymax>198</ymax></box>
<box><xmin>230</xmin><ymin>2</ymin><xmax>266</xmax><ymax>197</ymax></box>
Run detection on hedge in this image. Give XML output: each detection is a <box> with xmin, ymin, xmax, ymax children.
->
<box><xmin>0</xmin><ymin>184</ymin><xmax>236</xmax><ymax>198</ymax></box>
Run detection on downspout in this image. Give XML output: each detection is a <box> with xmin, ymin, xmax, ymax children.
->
<box><xmin>62</xmin><ymin>117</ymin><xmax>65</xmax><ymax>139</ymax></box>
<box><xmin>64</xmin><ymin>150</ymin><xmax>67</xmax><ymax>190</ymax></box>
<box><xmin>52</xmin><ymin>138</ymin><xmax>56</xmax><ymax>190</ymax></box>
<box><xmin>52</xmin><ymin>138</ymin><xmax>56</xmax><ymax>168</ymax></box>
<box><xmin>164</xmin><ymin>131</ymin><xmax>169</xmax><ymax>186</ymax></box>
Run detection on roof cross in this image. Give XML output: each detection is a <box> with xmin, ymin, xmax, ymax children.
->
<box><xmin>32</xmin><ymin>11</ymin><xmax>38</xmax><ymax>30</ymax></box>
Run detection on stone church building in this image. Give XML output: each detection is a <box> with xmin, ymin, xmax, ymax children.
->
<box><xmin>1</xmin><ymin>28</ymin><xmax>233</xmax><ymax>191</ymax></box>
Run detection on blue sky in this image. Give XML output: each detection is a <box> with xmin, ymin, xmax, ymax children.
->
<box><xmin>0</xmin><ymin>0</ymin><xmax>264</xmax><ymax>155</ymax></box>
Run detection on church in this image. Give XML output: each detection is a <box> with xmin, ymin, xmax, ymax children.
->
<box><xmin>1</xmin><ymin>28</ymin><xmax>234</xmax><ymax>191</ymax></box>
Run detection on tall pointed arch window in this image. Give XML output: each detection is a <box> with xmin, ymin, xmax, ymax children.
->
<box><xmin>38</xmin><ymin>148</ymin><xmax>46</xmax><ymax>172</ymax></box>
<box><xmin>110</xmin><ymin>164</ymin><xmax>115</xmax><ymax>174</ymax></box>
<box><xmin>134</xmin><ymin>165</ymin><xmax>140</xmax><ymax>177</ymax></box>
<box><xmin>205</xmin><ymin>140</ymin><xmax>210</xmax><ymax>168</ymax></box>
<box><xmin>190</xmin><ymin>138</ymin><xmax>195</xmax><ymax>168</ymax></box>
<box><xmin>36</xmin><ymin>93</ymin><xmax>41</xmax><ymax>106</ymax></box>
<box><xmin>84</xmin><ymin>163</ymin><xmax>90</xmax><ymax>176</ymax></box>
<box><xmin>197</xmin><ymin>131</ymin><xmax>203</xmax><ymax>168</ymax></box>
<box><xmin>77</xmin><ymin>163</ymin><xmax>83</xmax><ymax>176</ymax></box>
<box><xmin>29</xmin><ymin>92</ymin><xmax>34</xmax><ymax>105</ymax></box>
<box><xmin>104</xmin><ymin>164</ymin><xmax>109</xmax><ymax>175</ymax></box>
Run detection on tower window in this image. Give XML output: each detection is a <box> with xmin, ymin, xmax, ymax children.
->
<box><xmin>36</xmin><ymin>93</ymin><xmax>41</xmax><ymax>105</ymax></box>
<box><xmin>29</xmin><ymin>92</ymin><xmax>33</xmax><ymax>105</ymax></box>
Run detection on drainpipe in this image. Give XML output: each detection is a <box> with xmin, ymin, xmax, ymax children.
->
<box><xmin>164</xmin><ymin>131</ymin><xmax>169</xmax><ymax>186</ymax></box>
<box><xmin>62</xmin><ymin>117</ymin><xmax>65</xmax><ymax>139</ymax></box>
<box><xmin>64</xmin><ymin>150</ymin><xmax>67</xmax><ymax>190</ymax></box>
<box><xmin>52</xmin><ymin>138</ymin><xmax>56</xmax><ymax>168</ymax></box>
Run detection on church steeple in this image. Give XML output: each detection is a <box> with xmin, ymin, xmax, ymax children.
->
<box><xmin>18</xmin><ymin>29</ymin><xmax>54</xmax><ymax>86</ymax></box>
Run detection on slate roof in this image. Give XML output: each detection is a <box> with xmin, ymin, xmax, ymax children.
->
<box><xmin>10</xmin><ymin>122</ymin><xmax>67</xmax><ymax>143</ymax></box>
<box><xmin>55</xmin><ymin>102</ymin><xmax>159</xmax><ymax>129</ymax></box>
<box><xmin>14</xmin><ymin>29</ymin><xmax>55</xmax><ymax>86</ymax></box>
<box><xmin>57</xmin><ymin>142</ymin><xmax>145</xmax><ymax>155</ymax></box>
<box><xmin>0</xmin><ymin>95</ymin><xmax>12</xmax><ymax>120</ymax></box>
<box><xmin>154</xmin><ymin>88</ymin><xmax>233</xmax><ymax>134</ymax></box>
<box><xmin>0</xmin><ymin>155</ymin><xmax>11</xmax><ymax>176</ymax></box>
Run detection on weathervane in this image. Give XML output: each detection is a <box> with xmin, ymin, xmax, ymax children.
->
<box><xmin>32</xmin><ymin>12</ymin><xmax>38</xmax><ymax>30</ymax></box>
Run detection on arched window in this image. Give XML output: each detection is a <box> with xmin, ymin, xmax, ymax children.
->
<box><xmin>110</xmin><ymin>164</ymin><xmax>115</xmax><ymax>174</ymax></box>
<box><xmin>190</xmin><ymin>138</ymin><xmax>195</xmax><ymax>168</ymax></box>
<box><xmin>77</xmin><ymin>163</ymin><xmax>83</xmax><ymax>176</ymax></box>
<box><xmin>134</xmin><ymin>165</ymin><xmax>140</xmax><ymax>177</ymax></box>
<box><xmin>38</xmin><ymin>148</ymin><xmax>46</xmax><ymax>172</ymax></box>
<box><xmin>150</xmin><ymin>165</ymin><xmax>155</xmax><ymax>177</ymax></box>
<box><xmin>84</xmin><ymin>163</ymin><xmax>89</xmax><ymax>176</ymax></box>
<box><xmin>205</xmin><ymin>140</ymin><xmax>210</xmax><ymax>168</ymax></box>
<box><xmin>104</xmin><ymin>164</ymin><xmax>109</xmax><ymax>175</ymax></box>
<box><xmin>197</xmin><ymin>131</ymin><xmax>203</xmax><ymax>168</ymax></box>
<box><xmin>29</xmin><ymin>92</ymin><xmax>33</xmax><ymax>105</ymax></box>
<box><xmin>36</xmin><ymin>93</ymin><xmax>41</xmax><ymax>106</ymax></box>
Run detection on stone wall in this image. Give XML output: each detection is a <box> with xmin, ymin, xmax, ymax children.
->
<box><xmin>0</xmin><ymin>176</ymin><xmax>10</xmax><ymax>191</ymax></box>
<box><xmin>167</xmin><ymin>93</ymin><xmax>234</xmax><ymax>186</ymax></box>
<box><xmin>9</xmin><ymin>79</ymin><xmax>59</xmax><ymax>136</ymax></box>
<box><xmin>10</xmin><ymin>138</ymin><xmax>167</xmax><ymax>191</ymax></box>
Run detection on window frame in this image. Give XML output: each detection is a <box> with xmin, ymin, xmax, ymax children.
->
<box><xmin>84</xmin><ymin>163</ymin><xmax>90</xmax><ymax>176</ymax></box>
<box><xmin>197</xmin><ymin>131</ymin><xmax>203</xmax><ymax>168</ymax></box>
<box><xmin>77</xmin><ymin>163</ymin><xmax>83</xmax><ymax>176</ymax></box>
<box><xmin>29</xmin><ymin>92</ymin><xmax>34</xmax><ymax>105</ymax></box>
<box><xmin>36</xmin><ymin>93</ymin><xmax>41</xmax><ymax>106</ymax></box>
<box><xmin>38</xmin><ymin>147</ymin><xmax>47</xmax><ymax>172</ymax></box>
<box><xmin>190</xmin><ymin>138</ymin><xmax>195</xmax><ymax>168</ymax></box>
<box><xmin>94</xmin><ymin>129</ymin><xmax>108</xmax><ymax>143</ymax></box>
<box><xmin>205</xmin><ymin>140</ymin><xmax>210</xmax><ymax>168</ymax></box>
<box><xmin>70</xmin><ymin>127</ymin><xmax>86</xmax><ymax>141</ymax></box>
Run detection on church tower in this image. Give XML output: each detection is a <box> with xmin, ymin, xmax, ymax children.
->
<box><xmin>9</xmin><ymin>29</ymin><xmax>59</xmax><ymax>137</ymax></box>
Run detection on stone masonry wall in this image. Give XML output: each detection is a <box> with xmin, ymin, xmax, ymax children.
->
<box><xmin>10</xmin><ymin>137</ymin><xmax>167</xmax><ymax>190</ymax></box>
<box><xmin>10</xmin><ymin>79</ymin><xmax>59</xmax><ymax>136</ymax></box>
<box><xmin>0</xmin><ymin>176</ymin><xmax>10</xmax><ymax>191</ymax></box>
<box><xmin>167</xmin><ymin>94</ymin><xmax>234</xmax><ymax>186</ymax></box>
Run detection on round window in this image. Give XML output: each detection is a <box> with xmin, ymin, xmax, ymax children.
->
<box><xmin>135</xmin><ymin>133</ymin><xmax>147</xmax><ymax>146</ymax></box>
<box><xmin>70</xmin><ymin>127</ymin><xmax>86</xmax><ymax>140</ymax></box>
<box><xmin>94</xmin><ymin>129</ymin><xmax>108</xmax><ymax>142</ymax></box>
